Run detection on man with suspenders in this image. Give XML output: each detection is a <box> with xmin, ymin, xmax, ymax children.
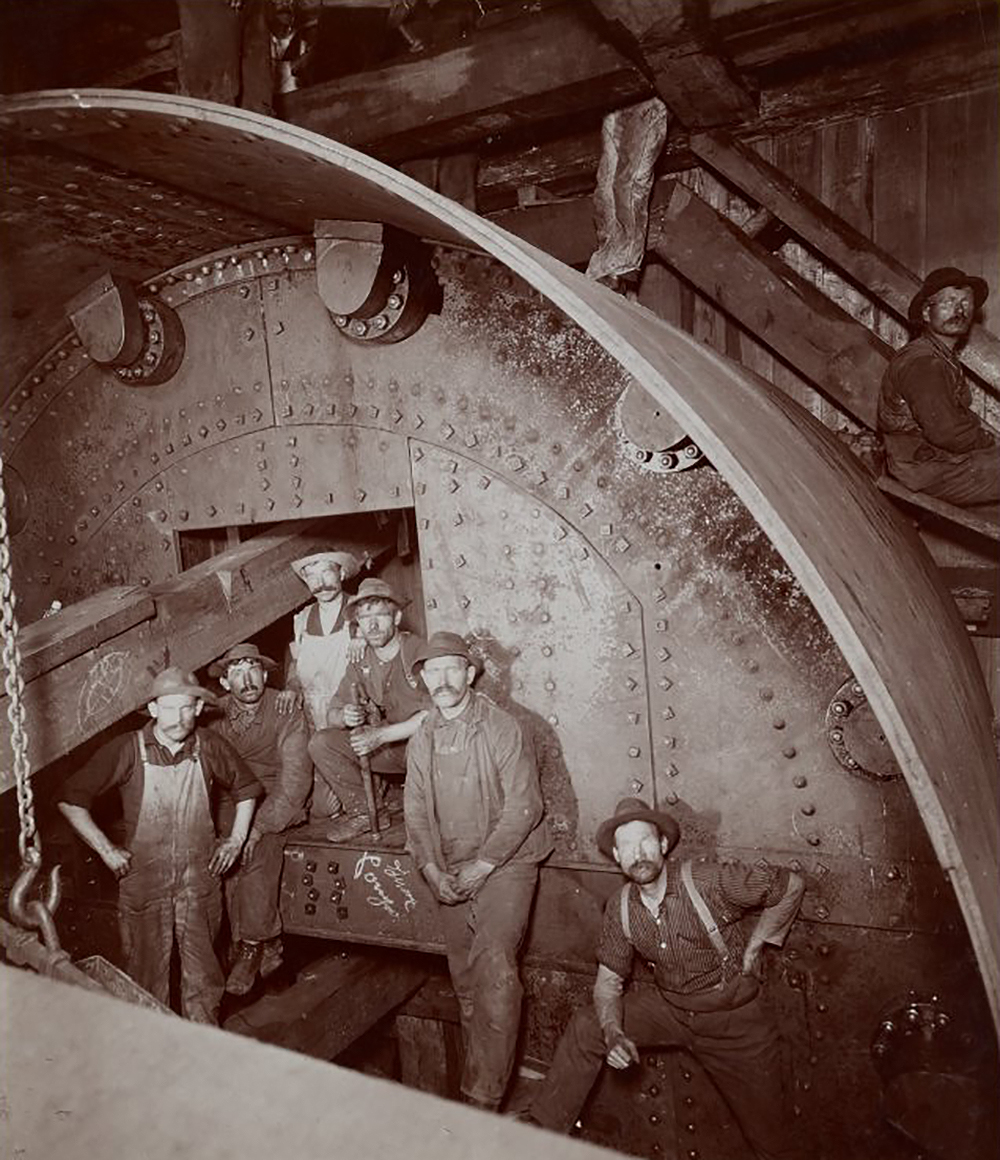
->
<box><xmin>526</xmin><ymin>797</ymin><xmax>804</xmax><ymax>1160</ymax></box>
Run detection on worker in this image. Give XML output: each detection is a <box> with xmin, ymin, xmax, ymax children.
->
<box><xmin>522</xmin><ymin>797</ymin><xmax>804</xmax><ymax>1159</ymax></box>
<box><xmin>57</xmin><ymin>666</ymin><xmax>262</xmax><ymax>1024</ymax></box>
<box><xmin>878</xmin><ymin>266</ymin><xmax>999</xmax><ymax>505</ymax></box>
<box><xmin>284</xmin><ymin>548</ymin><xmax>363</xmax><ymax>819</ymax></box>
<box><xmin>208</xmin><ymin>642</ymin><xmax>312</xmax><ymax>996</ymax></box>
<box><xmin>309</xmin><ymin>577</ymin><xmax>429</xmax><ymax>840</ymax></box>
<box><xmin>404</xmin><ymin>630</ymin><xmax>552</xmax><ymax>1111</ymax></box>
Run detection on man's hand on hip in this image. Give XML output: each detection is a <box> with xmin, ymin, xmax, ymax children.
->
<box><xmin>605</xmin><ymin>1030</ymin><xmax>640</xmax><ymax>1070</ymax></box>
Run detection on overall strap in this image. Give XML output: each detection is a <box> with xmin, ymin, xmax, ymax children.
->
<box><xmin>620</xmin><ymin>884</ymin><xmax>632</xmax><ymax>944</ymax></box>
<box><xmin>681</xmin><ymin>860</ymin><xmax>729</xmax><ymax>961</ymax></box>
<box><xmin>137</xmin><ymin>731</ymin><xmax>147</xmax><ymax>765</ymax></box>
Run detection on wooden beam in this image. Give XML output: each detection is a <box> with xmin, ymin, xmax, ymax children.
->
<box><xmin>877</xmin><ymin>477</ymin><xmax>1000</xmax><ymax>545</ymax></box>
<box><xmin>224</xmin><ymin>949</ymin><xmax>428</xmax><ymax>1060</ymax></box>
<box><xmin>647</xmin><ymin>181</ymin><xmax>890</xmax><ymax>426</ymax></box>
<box><xmin>592</xmin><ymin>0</ymin><xmax>758</xmax><ymax>128</ymax></box>
<box><xmin>690</xmin><ymin>129</ymin><xmax>1000</xmax><ymax>394</ymax></box>
<box><xmin>1</xmin><ymin>519</ymin><xmax>394</xmax><ymax>782</ymax></box>
<box><xmin>177</xmin><ymin>0</ymin><xmax>242</xmax><ymax>104</ymax></box>
<box><xmin>282</xmin><ymin>4</ymin><xmax>651</xmax><ymax>164</ymax></box>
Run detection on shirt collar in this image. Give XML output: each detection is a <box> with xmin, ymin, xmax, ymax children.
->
<box><xmin>143</xmin><ymin>720</ymin><xmax>199</xmax><ymax>765</ymax></box>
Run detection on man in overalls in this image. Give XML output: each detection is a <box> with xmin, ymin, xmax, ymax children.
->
<box><xmin>524</xmin><ymin>798</ymin><xmax>804</xmax><ymax>1160</ymax></box>
<box><xmin>58</xmin><ymin>666</ymin><xmax>262</xmax><ymax>1024</ymax></box>
<box><xmin>284</xmin><ymin>548</ymin><xmax>361</xmax><ymax>820</ymax></box>
<box><xmin>404</xmin><ymin>631</ymin><xmax>552</xmax><ymax>1111</ymax></box>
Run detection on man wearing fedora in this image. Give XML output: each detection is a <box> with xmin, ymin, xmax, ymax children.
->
<box><xmin>209</xmin><ymin>642</ymin><xmax>312</xmax><ymax>995</ymax></box>
<box><xmin>878</xmin><ymin>266</ymin><xmax>999</xmax><ymax>506</ymax></box>
<box><xmin>285</xmin><ymin>548</ymin><xmax>364</xmax><ymax>819</ymax></box>
<box><xmin>309</xmin><ymin>577</ymin><xmax>430</xmax><ymax>840</ymax></box>
<box><xmin>525</xmin><ymin>798</ymin><xmax>804</xmax><ymax>1160</ymax></box>
<box><xmin>57</xmin><ymin>666</ymin><xmax>262</xmax><ymax>1024</ymax></box>
<box><xmin>405</xmin><ymin>630</ymin><xmax>552</xmax><ymax>1111</ymax></box>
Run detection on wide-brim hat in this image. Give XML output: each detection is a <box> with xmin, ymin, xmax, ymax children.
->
<box><xmin>208</xmin><ymin>643</ymin><xmax>278</xmax><ymax>680</ymax></box>
<box><xmin>347</xmin><ymin>577</ymin><xmax>408</xmax><ymax>612</ymax></box>
<box><xmin>290</xmin><ymin>550</ymin><xmax>360</xmax><ymax>582</ymax></box>
<box><xmin>411</xmin><ymin>630</ymin><xmax>475</xmax><ymax>673</ymax></box>
<box><xmin>908</xmin><ymin>267</ymin><xmax>988</xmax><ymax>325</ymax></box>
<box><xmin>148</xmin><ymin>665</ymin><xmax>217</xmax><ymax>705</ymax></box>
<box><xmin>595</xmin><ymin>797</ymin><xmax>680</xmax><ymax>860</ymax></box>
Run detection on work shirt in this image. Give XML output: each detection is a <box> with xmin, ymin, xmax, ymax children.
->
<box><xmin>331</xmin><ymin>631</ymin><xmax>430</xmax><ymax>725</ymax></box>
<box><xmin>60</xmin><ymin>722</ymin><xmax>261</xmax><ymax>843</ymax></box>
<box><xmin>211</xmin><ymin>688</ymin><xmax>311</xmax><ymax>834</ymax></box>
<box><xmin>598</xmin><ymin>858</ymin><xmax>790</xmax><ymax>997</ymax></box>
<box><xmin>878</xmin><ymin>333</ymin><xmax>995</xmax><ymax>462</ymax></box>
<box><xmin>405</xmin><ymin>691</ymin><xmax>552</xmax><ymax>872</ymax></box>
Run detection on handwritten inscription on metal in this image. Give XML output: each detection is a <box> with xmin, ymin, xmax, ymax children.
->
<box><xmin>354</xmin><ymin>850</ymin><xmax>419</xmax><ymax>922</ymax></box>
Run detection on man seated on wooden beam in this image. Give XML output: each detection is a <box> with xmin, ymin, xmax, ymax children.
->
<box><xmin>208</xmin><ymin>642</ymin><xmax>312</xmax><ymax>997</ymax></box>
<box><xmin>878</xmin><ymin>267</ymin><xmax>999</xmax><ymax>507</ymax></box>
<box><xmin>308</xmin><ymin>578</ymin><xmax>430</xmax><ymax>841</ymax></box>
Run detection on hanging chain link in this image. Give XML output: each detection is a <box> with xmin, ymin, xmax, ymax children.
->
<box><xmin>0</xmin><ymin>447</ymin><xmax>39</xmax><ymax>867</ymax></box>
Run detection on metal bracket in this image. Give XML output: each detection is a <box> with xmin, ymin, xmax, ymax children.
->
<box><xmin>67</xmin><ymin>272</ymin><xmax>185</xmax><ymax>386</ymax></box>
<box><xmin>826</xmin><ymin>676</ymin><xmax>901</xmax><ymax>781</ymax></box>
<box><xmin>314</xmin><ymin>220</ymin><xmax>440</xmax><ymax>345</ymax></box>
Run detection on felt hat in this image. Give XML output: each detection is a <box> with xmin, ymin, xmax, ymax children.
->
<box><xmin>148</xmin><ymin>665</ymin><xmax>217</xmax><ymax>705</ymax></box>
<box><xmin>347</xmin><ymin>577</ymin><xmax>408</xmax><ymax>612</ymax></box>
<box><xmin>411</xmin><ymin>630</ymin><xmax>475</xmax><ymax>673</ymax></box>
<box><xmin>290</xmin><ymin>549</ymin><xmax>361</xmax><ymax>582</ymax></box>
<box><xmin>595</xmin><ymin>797</ymin><xmax>681</xmax><ymax>860</ymax></box>
<box><xmin>208</xmin><ymin>643</ymin><xmax>278</xmax><ymax>680</ymax></box>
<box><xmin>908</xmin><ymin>267</ymin><xmax>988</xmax><ymax>325</ymax></box>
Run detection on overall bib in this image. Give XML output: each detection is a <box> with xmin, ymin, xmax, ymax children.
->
<box><xmin>291</xmin><ymin>603</ymin><xmax>350</xmax><ymax>731</ymax></box>
<box><xmin>118</xmin><ymin>734</ymin><xmax>224</xmax><ymax>1024</ymax></box>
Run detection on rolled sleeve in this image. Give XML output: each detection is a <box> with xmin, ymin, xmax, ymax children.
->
<box><xmin>58</xmin><ymin>734</ymin><xmax>136</xmax><ymax>809</ymax></box>
<box><xmin>478</xmin><ymin>712</ymin><xmax>544</xmax><ymax>867</ymax></box>
<box><xmin>717</xmin><ymin>861</ymin><xmax>789</xmax><ymax>910</ymax></box>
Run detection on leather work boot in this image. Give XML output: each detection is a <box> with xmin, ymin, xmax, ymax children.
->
<box><xmin>259</xmin><ymin>937</ymin><xmax>284</xmax><ymax>979</ymax></box>
<box><xmin>325</xmin><ymin>811</ymin><xmax>371</xmax><ymax>842</ymax></box>
<box><xmin>225</xmin><ymin>940</ymin><xmax>263</xmax><ymax>995</ymax></box>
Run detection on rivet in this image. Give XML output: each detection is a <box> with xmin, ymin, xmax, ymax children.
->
<box><xmin>793</xmin><ymin>775</ymin><xmax>807</xmax><ymax>788</ymax></box>
<box><xmin>544</xmin><ymin>680</ymin><xmax>556</xmax><ymax>692</ymax></box>
<box><xmin>656</xmin><ymin>619</ymin><xmax>668</xmax><ymax>631</ymax></box>
<box><xmin>206</xmin><ymin>505</ymin><xmax>217</xmax><ymax>517</ymax></box>
<box><xmin>459</xmin><ymin>596</ymin><xmax>471</xmax><ymax>609</ymax></box>
<box><xmin>455</xmin><ymin>555</ymin><xmax>466</xmax><ymax>568</ymax></box>
<box><xmin>658</xmin><ymin>677</ymin><xmax>673</xmax><ymax>691</ymax></box>
<box><xmin>807</xmin><ymin>834</ymin><xmax>822</xmax><ymax>847</ymax></box>
<box><xmin>782</xmin><ymin>746</ymin><xmax>797</xmax><ymax>758</ymax></box>
<box><xmin>886</xmin><ymin>865</ymin><xmax>901</xmax><ymax>881</ymax></box>
<box><xmin>540</xmin><ymin>612</ymin><xmax>551</xmax><ymax>623</ymax></box>
<box><xmin>542</xmin><ymin>646</ymin><xmax>553</xmax><ymax>657</ymax></box>
<box><xmin>356</xmin><ymin>489</ymin><xmax>366</xmax><ymax>503</ymax></box>
<box><xmin>772</xmin><ymin>718</ymin><xmax>786</xmax><ymax>730</ymax></box>
<box><xmin>745</xmin><ymin>659</ymin><xmax>759</xmax><ymax>672</ymax></box>
<box><xmin>426</xmin><ymin>598</ymin><xmax>437</xmax><ymax>610</ymax></box>
<box><xmin>657</xmin><ymin>647</ymin><xmax>670</xmax><ymax>662</ymax></box>
<box><xmin>800</xmin><ymin>803</ymin><xmax>816</xmax><ymax>816</ymax></box>
<box><xmin>178</xmin><ymin>510</ymin><xmax>189</xmax><ymax>522</ymax></box>
<box><xmin>815</xmin><ymin>905</ymin><xmax>830</xmax><ymax>919</ymax></box>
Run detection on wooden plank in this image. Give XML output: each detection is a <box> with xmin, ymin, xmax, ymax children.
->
<box><xmin>648</xmin><ymin>180</ymin><xmax>890</xmax><ymax>426</ymax></box>
<box><xmin>0</xmin><ymin>519</ymin><xmax>394</xmax><ymax>782</ymax></box>
<box><xmin>17</xmin><ymin>587</ymin><xmax>155</xmax><ymax>685</ymax></box>
<box><xmin>876</xmin><ymin>477</ymin><xmax>1000</xmax><ymax>544</ymax></box>
<box><xmin>690</xmin><ymin>128</ymin><xmax>1000</xmax><ymax>394</ymax></box>
<box><xmin>225</xmin><ymin>949</ymin><xmax>428</xmax><ymax>1060</ymax></box>
<box><xmin>176</xmin><ymin>0</ymin><xmax>241</xmax><ymax>105</ymax></box>
<box><xmin>397</xmin><ymin>1014</ymin><xmax>461</xmax><ymax>1097</ymax></box>
<box><xmin>282</xmin><ymin>4</ymin><xmax>650</xmax><ymax>164</ymax></box>
<box><xmin>5</xmin><ymin>964</ymin><xmax>610</xmax><ymax>1160</ymax></box>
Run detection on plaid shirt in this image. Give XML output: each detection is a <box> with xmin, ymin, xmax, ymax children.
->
<box><xmin>598</xmin><ymin>858</ymin><xmax>789</xmax><ymax>996</ymax></box>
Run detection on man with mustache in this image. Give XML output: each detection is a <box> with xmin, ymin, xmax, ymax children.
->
<box><xmin>57</xmin><ymin>667</ymin><xmax>262</xmax><ymax>1024</ymax></box>
<box><xmin>285</xmin><ymin>549</ymin><xmax>362</xmax><ymax>819</ymax></box>
<box><xmin>404</xmin><ymin>631</ymin><xmax>552</xmax><ymax>1111</ymax></box>
<box><xmin>878</xmin><ymin>267</ymin><xmax>999</xmax><ymax>505</ymax></box>
<box><xmin>209</xmin><ymin>643</ymin><xmax>312</xmax><ymax>995</ymax></box>
<box><xmin>524</xmin><ymin>798</ymin><xmax>804</xmax><ymax>1160</ymax></box>
<box><xmin>309</xmin><ymin>578</ymin><xmax>430</xmax><ymax>840</ymax></box>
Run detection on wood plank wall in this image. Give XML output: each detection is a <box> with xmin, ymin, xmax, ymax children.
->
<box><xmin>641</xmin><ymin>88</ymin><xmax>1000</xmax><ymax>432</ymax></box>
<box><xmin>638</xmin><ymin>87</ymin><xmax>1000</xmax><ymax>712</ymax></box>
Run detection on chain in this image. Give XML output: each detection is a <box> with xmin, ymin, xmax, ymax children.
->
<box><xmin>0</xmin><ymin>447</ymin><xmax>39</xmax><ymax>867</ymax></box>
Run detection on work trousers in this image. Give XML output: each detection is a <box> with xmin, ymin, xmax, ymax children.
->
<box><xmin>225</xmin><ymin>831</ymin><xmax>286</xmax><ymax>943</ymax></box>
<box><xmin>888</xmin><ymin>444</ymin><xmax>1000</xmax><ymax>505</ymax></box>
<box><xmin>438</xmin><ymin>860</ymin><xmax>538</xmax><ymax>1108</ymax></box>
<box><xmin>530</xmin><ymin>985</ymin><xmax>798</xmax><ymax>1160</ymax></box>
<box><xmin>119</xmin><ymin>884</ymin><xmax>224</xmax><ymax>1025</ymax></box>
<box><xmin>308</xmin><ymin>726</ymin><xmax>407</xmax><ymax>817</ymax></box>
